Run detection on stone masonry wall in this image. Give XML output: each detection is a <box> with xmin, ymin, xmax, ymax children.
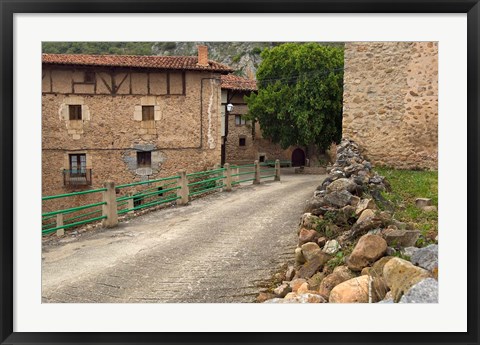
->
<box><xmin>342</xmin><ymin>42</ymin><xmax>438</xmax><ymax>170</ymax></box>
<box><xmin>42</xmin><ymin>68</ymin><xmax>222</xmax><ymax>212</ymax></box>
<box><xmin>224</xmin><ymin>92</ymin><xmax>294</xmax><ymax>165</ymax></box>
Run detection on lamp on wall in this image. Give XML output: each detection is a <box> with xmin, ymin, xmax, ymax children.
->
<box><xmin>226</xmin><ymin>103</ymin><xmax>234</xmax><ymax>112</ymax></box>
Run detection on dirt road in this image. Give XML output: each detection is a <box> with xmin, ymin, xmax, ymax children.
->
<box><xmin>42</xmin><ymin>171</ymin><xmax>324</xmax><ymax>303</ymax></box>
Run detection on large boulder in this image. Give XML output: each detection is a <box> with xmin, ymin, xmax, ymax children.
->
<box><xmin>383</xmin><ymin>228</ymin><xmax>421</xmax><ymax>248</ymax></box>
<box><xmin>285</xmin><ymin>265</ymin><xmax>296</xmax><ymax>281</ymax></box>
<box><xmin>300</xmin><ymin>213</ymin><xmax>320</xmax><ymax>230</ymax></box>
<box><xmin>298</xmin><ymin>229</ymin><xmax>319</xmax><ymax>246</ymax></box>
<box><xmin>295</xmin><ymin>247</ymin><xmax>306</xmax><ymax>265</ymax></box>
<box><xmin>370</xmin><ymin>256</ymin><xmax>394</xmax><ymax>277</ymax></box>
<box><xmin>307</xmin><ymin>272</ymin><xmax>325</xmax><ymax>290</ymax></box>
<box><xmin>289</xmin><ymin>278</ymin><xmax>307</xmax><ymax>292</ymax></box>
<box><xmin>326</xmin><ymin>178</ymin><xmax>357</xmax><ymax>194</ymax></box>
<box><xmin>399</xmin><ymin>278</ymin><xmax>438</xmax><ymax>303</ymax></box>
<box><xmin>273</xmin><ymin>283</ymin><xmax>291</xmax><ymax>298</ymax></box>
<box><xmin>301</xmin><ymin>242</ymin><xmax>322</xmax><ymax>262</ymax></box>
<box><xmin>305</xmin><ymin>197</ymin><xmax>327</xmax><ymax>213</ymax></box>
<box><xmin>329</xmin><ymin>275</ymin><xmax>369</xmax><ymax>303</ymax></box>
<box><xmin>323</xmin><ymin>240</ymin><xmax>341</xmax><ymax>255</ymax></box>
<box><xmin>383</xmin><ymin>257</ymin><xmax>432</xmax><ymax>302</ymax></box>
<box><xmin>350</xmin><ymin>210</ymin><xmax>391</xmax><ymax>237</ymax></box>
<box><xmin>318</xmin><ymin>266</ymin><xmax>355</xmax><ymax>299</ymax></box>
<box><xmin>295</xmin><ymin>252</ymin><xmax>331</xmax><ymax>279</ymax></box>
<box><xmin>346</xmin><ymin>234</ymin><xmax>387</xmax><ymax>271</ymax></box>
<box><xmin>355</xmin><ymin>198</ymin><xmax>377</xmax><ymax>216</ymax></box>
<box><xmin>356</xmin><ymin>209</ymin><xmax>376</xmax><ymax>224</ymax></box>
<box><xmin>324</xmin><ymin>190</ymin><xmax>353</xmax><ymax>208</ymax></box>
<box><xmin>410</xmin><ymin>244</ymin><xmax>438</xmax><ymax>272</ymax></box>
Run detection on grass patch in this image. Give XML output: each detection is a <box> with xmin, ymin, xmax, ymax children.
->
<box><xmin>375</xmin><ymin>167</ymin><xmax>438</xmax><ymax>246</ymax></box>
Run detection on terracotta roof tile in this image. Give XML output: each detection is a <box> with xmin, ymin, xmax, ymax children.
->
<box><xmin>42</xmin><ymin>53</ymin><xmax>234</xmax><ymax>73</ymax></box>
<box><xmin>220</xmin><ymin>74</ymin><xmax>257</xmax><ymax>91</ymax></box>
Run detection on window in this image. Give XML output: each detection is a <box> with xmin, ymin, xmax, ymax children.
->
<box><xmin>142</xmin><ymin>105</ymin><xmax>154</xmax><ymax>121</ymax></box>
<box><xmin>137</xmin><ymin>151</ymin><xmax>152</xmax><ymax>168</ymax></box>
<box><xmin>84</xmin><ymin>71</ymin><xmax>95</xmax><ymax>83</ymax></box>
<box><xmin>259</xmin><ymin>155</ymin><xmax>266</xmax><ymax>163</ymax></box>
<box><xmin>239</xmin><ymin>137</ymin><xmax>246</xmax><ymax>147</ymax></box>
<box><xmin>64</xmin><ymin>153</ymin><xmax>92</xmax><ymax>186</ymax></box>
<box><xmin>69</xmin><ymin>154</ymin><xmax>86</xmax><ymax>174</ymax></box>
<box><xmin>69</xmin><ymin>105</ymin><xmax>82</xmax><ymax>120</ymax></box>
<box><xmin>235</xmin><ymin>115</ymin><xmax>246</xmax><ymax>126</ymax></box>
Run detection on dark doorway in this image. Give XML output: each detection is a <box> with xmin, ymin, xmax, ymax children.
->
<box><xmin>291</xmin><ymin>148</ymin><xmax>306</xmax><ymax>167</ymax></box>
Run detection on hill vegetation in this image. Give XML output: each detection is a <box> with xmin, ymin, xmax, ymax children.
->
<box><xmin>42</xmin><ymin>41</ymin><xmax>343</xmax><ymax>78</ymax></box>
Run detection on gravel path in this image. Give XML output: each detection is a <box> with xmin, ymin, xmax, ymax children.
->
<box><xmin>42</xmin><ymin>171</ymin><xmax>324</xmax><ymax>303</ymax></box>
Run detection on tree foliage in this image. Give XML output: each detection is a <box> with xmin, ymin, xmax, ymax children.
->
<box><xmin>42</xmin><ymin>42</ymin><xmax>155</xmax><ymax>55</ymax></box>
<box><xmin>245</xmin><ymin>43</ymin><xmax>344</xmax><ymax>151</ymax></box>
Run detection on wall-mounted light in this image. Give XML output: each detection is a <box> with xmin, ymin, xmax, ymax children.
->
<box><xmin>226</xmin><ymin>103</ymin><xmax>234</xmax><ymax>112</ymax></box>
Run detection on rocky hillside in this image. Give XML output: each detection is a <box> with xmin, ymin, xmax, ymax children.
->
<box><xmin>152</xmin><ymin>42</ymin><xmax>277</xmax><ymax>78</ymax></box>
<box><xmin>43</xmin><ymin>41</ymin><xmax>343</xmax><ymax>78</ymax></box>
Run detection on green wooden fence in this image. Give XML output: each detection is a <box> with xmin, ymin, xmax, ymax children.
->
<box><xmin>42</xmin><ymin>160</ymin><xmax>281</xmax><ymax>237</ymax></box>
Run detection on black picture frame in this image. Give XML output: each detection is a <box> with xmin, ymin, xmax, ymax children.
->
<box><xmin>1</xmin><ymin>1</ymin><xmax>479</xmax><ymax>344</ymax></box>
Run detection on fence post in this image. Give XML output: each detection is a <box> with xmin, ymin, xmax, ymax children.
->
<box><xmin>275</xmin><ymin>159</ymin><xmax>281</xmax><ymax>181</ymax></box>
<box><xmin>253</xmin><ymin>160</ymin><xmax>261</xmax><ymax>184</ymax></box>
<box><xmin>176</xmin><ymin>170</ymin><xmax>189</xmax><ymax>205</ymax></box>
<box><xmin>127</xmin><ymin>193</ymin><xmax>135</xmax><ymax>215</ymax></box>
<box><xmin>213</xmin><ymin>163</ymin><xmax>222</xmax><ymax>188</ymax></box>
<box><xmin>56</xmin><ymin>213</ymin><xmax>64</xmax><ymax>237</ymax></box>
<box><xmin>102</xmin><ymin>181</ymin><xmax>118</xmax><ymax>228</ymax></box>
<box><xmin>224</xmin><ymin>163</ymin><xmax>232</xmax><ymax>191</ymax></box>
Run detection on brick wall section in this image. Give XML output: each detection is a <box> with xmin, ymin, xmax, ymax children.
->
<box><xmin>42</xmin><ymin>68</ymin><xmax>222</xmax><ymax>212</ymax></box>
<box><xmin>342</xmin><ymin>42</ymin><xmax>438</xmax><ymax>170</ymax></box>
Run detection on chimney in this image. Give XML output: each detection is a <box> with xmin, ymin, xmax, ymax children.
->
<box><xmin>197</xmin><ymin>45</ymin><xmax>209</xmax><ymax>67</ymax></box>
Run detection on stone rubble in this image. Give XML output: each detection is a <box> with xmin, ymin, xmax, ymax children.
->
<box><xmin>259</xmin><ymin>138</ymin><xmax>438</xmax><ymax>304</ymax></box>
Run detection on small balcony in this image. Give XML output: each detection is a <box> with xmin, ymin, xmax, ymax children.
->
<box><xmin>63</xmin><ymin>169</ymin><xmax>92</xmax><ymax>187</ymax></box>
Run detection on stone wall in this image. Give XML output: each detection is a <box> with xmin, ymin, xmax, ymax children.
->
<box><xmin>42</xmin><ymin>68</ymin><xmax>222</xmax><ymax>212</ymax></box>
<box><xmin>223</xmin><ymin>92</ymin><xmax>296</xmax><ymax>165</ymax></box>
<box><xmin>342</xmin><ymin>42</ymin><xmax>438</xmax><ymax>170</ymax></box>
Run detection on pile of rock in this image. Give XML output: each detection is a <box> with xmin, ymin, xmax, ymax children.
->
<box><xmin>260</xmin><ymin>139</ymin><xmax>438</xmax><ymax>304</ymax></box>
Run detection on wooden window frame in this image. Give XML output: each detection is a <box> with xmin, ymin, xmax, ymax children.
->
<box><xmin>235</xmin><ymin>115</ymin><xmax>246</xmax><ymax>126</ymax></box>
<box><xmin>137</xmin><ymin>151</ymin><xmax>152</xmax><ymax>168</ymax></box>
<box><xmin>142</xmin><ymin>105</ymin><xmax>155</xmax><ymax>121</ymax></box>
<box><xmin>68</xmin><ymin>105</ymin><xmax>82</xmax><ymax>121</ymax></box>
<box><xmin>69</xmin><ymin>153</ymin><xmax>87</xmax><ymax>175</ymax></box>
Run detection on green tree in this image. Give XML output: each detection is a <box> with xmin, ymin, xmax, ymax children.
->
<box><xmin>245</xmin><ymin>43</ymin><xmax>344</xmax><ymax>151</ymax></box>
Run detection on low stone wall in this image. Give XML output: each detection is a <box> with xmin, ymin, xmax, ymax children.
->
<box><xmin>258</xmin><ymin>139</ymin><xmax>438</xmax><ymax>304</ymax></box>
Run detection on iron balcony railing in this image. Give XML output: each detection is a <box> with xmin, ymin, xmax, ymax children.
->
<box><xmin>63</xmin><ymin>169</ymin><xmax>92</xmax><ymax>186</ymax></box>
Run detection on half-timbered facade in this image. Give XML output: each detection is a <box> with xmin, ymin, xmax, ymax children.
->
<box><xmin>42</xmin><ymin>46</ymin><xmax>232</xmax><ymax>211</ymax></box>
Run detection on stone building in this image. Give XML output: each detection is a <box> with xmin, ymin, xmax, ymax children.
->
<box><xmin>342</xmin><ymin>42</ymin><xmax>438</xmax><ymax>170</ymax></box>
<box><xmin>42</xmin><ymin>46</ymin><xmax>232</xmax><ymax>211</ymax></box>
<box><xmin>220</xmin><ymin>74</ymin><xmax>301</xmax><ymax>166</ymax></box>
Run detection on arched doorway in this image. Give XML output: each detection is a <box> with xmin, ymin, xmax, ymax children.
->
<box><xmin>291</xmin><ymin>148</ymin><xmax>306</xmax><ymax>167</ymax></box>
